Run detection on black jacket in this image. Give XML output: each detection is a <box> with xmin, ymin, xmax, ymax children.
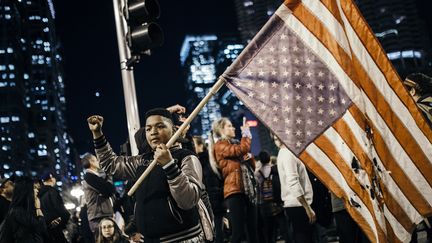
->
<box><xmin>0</xmin><ymin>195</ymin><xmax>10</xmax><ymax>224</ymax></box>
<box><xmin>198</xmin><ymin>151</ymin><xmax>225</xmax><ymax>214</ymax></box>
<box><xmin>1</xmin><ymin>208</ymin><xmax>48</xmax><ymax>243</ymax></box>
<box><xmin>39</xmin><ymin>185</ymin><xmax>71</xmax><ymax>229</ymax></box>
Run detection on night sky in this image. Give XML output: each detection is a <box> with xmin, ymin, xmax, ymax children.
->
<box><xmin>52</xmin><ymin>0</ymin><xmax>432</xmax><ymax>154</ymax></box>
<box><xmin>53</xmin><ymin>0</ymin><xmax>238</xmax><ymax>153</ymax></box>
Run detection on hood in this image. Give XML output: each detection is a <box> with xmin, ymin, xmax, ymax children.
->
<box><xmin>39</xmin><ymin>185</ymin><xmax>54</xmax><ymax>197</ymax></box>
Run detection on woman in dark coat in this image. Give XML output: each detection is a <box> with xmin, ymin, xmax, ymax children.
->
<box><xmin>1</xmin><ymin>176</ymin><xmax>48</xmax><ymax>243</ymax></box>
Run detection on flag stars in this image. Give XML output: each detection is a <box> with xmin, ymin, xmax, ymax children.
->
<box><xmin>272</xmin><ymin>106</ymin><xmax>279</xmax><ymax>112</ymax></box>
<box><xmin>259</xmin><ymin>70</ymin><xmax>265</xmax><ymax>76</ymax></box>
<box><xmin>318</xmin><ymin>84</ymin><xmax>325</xmax><ymax>90</ymax></box>
<box><xmin>296</xmin><ymin>118</ymin><xmax>302</xmax><ymax>124</ymax></box>
<box><xmin>283</xmin><ymin>107</ymin><xmax>291</xmax><ymax>112</ymax></box>
<box><xmin>305</xmin><ymin>58</ymin><xmax>312</xmax><ymax>64</ymax></box>
<box><xmin>270</xmin><ymin>59</ymin><xmax>276</xmax><ymax>64</ymax></box>
<box><xmin>306</xmin><ymin>71</ymin><xmax>313</xmax><ymax>77</ymax></box>
<box><xmin>295</xmin><ymin>94</ymin><xmax>301</xmax><ymax>100</ymax></box>
<box><xmin>306</xmin><ymin>131</ymin><xmax>312</xmax><ymax>136</ymax></box>
<box><xmin>284</xmin><ymin>130</ymin><xmax>291</xmax><ymax>135</ymax></box>
<box><xmin>329</xmin><ymin>97</ymin><xmax>336</xmax><ymax>104</ymax></box>
<box><xmin>296</xmin><ymin>107</ymin><xmax>302</xmax><ymax>113</ymax></box>
<box><xmin>260</xmin><ymin>104</ymin><xmax>267</xmax><ymax>110</ymax></box>
<box><xmin>318</xmin><ymin>96</ymin><xmax>325</xmax><ymax>102</ymax></box>
<box><xmin>306</xmin><ymin>119</ymin><xmax>312</xmax><ymax>125</ymax></box>
<box><xmin>306</xmin><ymin>83</ymin><xmax>313</xmax><ymax>89</ymax></box>
<box><xmin>282</xmin><ymin>46</ymin><xmax>288</xmax><ymax>52</ymax></box>
<box><xmin>260</xmin><ymin>94</ymin><xmax>267</xmax><ymax>100</ymax></box>
<box><xmin>293</xmin><ymin>46</ymin><xmax>299</xmax><ymax>52</ymax></box>
<box><xmin>306</xmin><ymin>96</ymin><xmax>313</xmax><ymax>102</ymax></box>
<box><xmin>280</xmin><ymin>34</ymin><xmax>287</xmax><ymax>39</ymax></box>
<box><xmin>295</xmin><ymin>71</ymin><xmax>301</xmax><ymax>76</ymax></box>
<box><xmin>271</xmin><ymin>82</ymin><xmax>278</xmax><ymax>88</ymax></box>
<box><xmin>259</xmin><ymin>81</ymin><xmax>265</xmax><ymax>87</ymax></box>
<box><xmin>295</xmin><ymin>83</ymin><xmax>301</xmax><ymax>89</ymax></box>
<box><xmin>272</xmin><ymin>117</ymin><xmax>279</xmax><ymax>122</ymax></box>
<box><xmin>282</xmin><ymin>58</ymin><xmax>288</xmax><ymax>64</ymax></box>
<box><xmin>341</xmin><ymin>98</ymin><xmax>347</xmax><ymax>104</ymax></box>
<box><xmin>294</xmin><ymin>59</ymin><xmax>300</xmax><ymax>64</ymax></box>
<box><xmin>283</xmin><ymin>71</ymin><xmax>289</xmax><ymax>77</ymax></box>
<box><xmin>307</xmin><ymin>107</ymin><xmax>313</xmax><ymax>113</ymax></box>
<box><xmin>258</xmin><ymin>58</ymin><xmax>264</xmax><ymax>64</ymax></box>
<box><xmin>329</xmin><ymin>83</ymin><xmax>336</xmax><ymax>91</ymax></box>
<box><xmin>247</xmin><ymin>81</ymin><xmax>254</xmax><ymax>87</ymax></box>
<box><xmin>296</xmin><ymin>141</ymin><xmax>302</xmax><ymax>147</ymax></box>
<box><xmin>283</xmin><ymin>95</ymin><xmax>290</xmax><ymax>100</ymax></box>
<box><xmin>248</xmin><ymin>92</ymin><xmax>255</xmax><ymax>98</ymax></box>
<box><xmin>318</xmin><ymin>108</ymin><xmax>324</xmax><ymax>114</ymax></box>
<box><xmin>284</xmin><ymin>118</ymin><xmax>290</xmax><ymax>124</ymax></box>
<box><xmin>283</xmin><ymin>82</ymin><xmax>290</xmax><ymax>87</ymax></box>
<box><xmin>247</xmin><ymin>71</ymin><xmax>253</xmax><ymax>76</ymax></box>
<box><xmin>318</xmin><ymin>120</ymin><xmax>324</xmax><ymax>126</ymax></box>
<box><xmin>295</xmin><ymin>130</ymin><xmax>302</xmax><ymax>136</ymax></box>
<box><xmin>271</xmin><ymin>70</ymin><xmax>277</xmax><ymax>75</ymax></box>
<box><xmin>318</xmin><ymin>71</ymin><xmax>325</xmax><ymax>77</ymax></box>
<box><xmin>269</xmin><ymin>46</ymin><xmax>275</xmax><ymax>52</ymax></box>
<box><xmin>329</xmin><ymin>109</ymin><xmax>336</xmax><ymax>116</ymax></box>
<box><xmin>272</xmin><ymin>93</ymin><xmax>279</xmax><ymax>99</ymax></box>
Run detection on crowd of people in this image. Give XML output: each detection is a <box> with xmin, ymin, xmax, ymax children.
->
<box><xmin>0</xmin><ymin>73</ymin><xmax>431</xmax><ymax>243</ymax></box>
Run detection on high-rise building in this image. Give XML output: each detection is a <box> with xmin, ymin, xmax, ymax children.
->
<box><xmin>0</xmin><ymin>0</ymin><xmax>77</xmax><ymax>187</ymax></box>
<box><xmin>234</xmin><ymin>0</ymin><xmax>281</xmax><ymax>43</ymax></box>
<box><xmin>356</xmin><ymin>0</ymin><xmax>432</xmax><ymax>76</ymax></box>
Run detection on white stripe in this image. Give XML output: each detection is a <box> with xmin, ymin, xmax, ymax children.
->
<box><xmin>336</xmin><ymin>0</ymin><xmax>432</xmax><ymax>165</ymax></box>
<box><xmin>305</xmin><ymin>143</ymin><xmax>379</xmax><ymax>242</ymax></box>
<box><xmin>301</xmin><ymin>0</ymin><xmax>352</xmax><ymax>56</ymax></box>
<box><xmin>275</xmin><ymin>5</ymin><xmax>432</xmax><ymax>207</ymax></box>
<box><xmin>344</xmin><ymin>111</ymin><xmax>424</xmax><ymax>224</ymax></box>
<box><xmin>323</xmin><ymin>128</ymin><xmax>387</xmax><ymax>237</ymax></box>
<box><xmin>383</xmin><ymin>205</ymin><xmax>412</xmax><ymax>242</ymax></box>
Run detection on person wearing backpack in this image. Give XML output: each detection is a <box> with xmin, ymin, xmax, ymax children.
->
<box><xmin>255</xmin><ymin>151</ymin><xmax>280</xmax><ymax>243</ymax></box>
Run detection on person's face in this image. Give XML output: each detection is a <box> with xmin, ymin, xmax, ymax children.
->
<box><xmin>273</xmin><ymin>135</ymin><xmax>282</xmax><ymax>148</ymax></box>
<box><xmin>221</xmin><ymin>120</ymin><xmax>235</xmax><ymax>138</ymax></box>
<box><xmin>100</xmin><ymin>219</ymin><xmax>115</xmax><ymax>238</ymax></box>
<box><xmin>193</xmin><ymin>138</ymin><xmax>204</xmax><ymax>154</ymax></box>
<box><xmin>2</xmin><ymin>181</ymin><xmax>14</xmax><ymax>196</ymax></box>
<box><xmin>145</xmin><ymin>115</ymin><xmax>173</xmax><ymax>149</ymax></box>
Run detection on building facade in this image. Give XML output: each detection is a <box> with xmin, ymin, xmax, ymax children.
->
<box><xmin>356</xmin><ymin>0</ymin><xmax>432</xmax><ymax>76</ymax></box>
<box><xmin>0</xmin><ymin>0</ymin><xmax>77</xmax><ymax>187</ymax></box>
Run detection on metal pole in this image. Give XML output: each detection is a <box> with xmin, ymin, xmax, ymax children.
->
<box><xmin>112</xmin><ymin>0</ymin><xmax>140</xmax><ymax>155</ymax></box>
<box><xmin>128</xmin><ymin>77</ymin><xmax>226</xmax><ymax>196</ymax></box>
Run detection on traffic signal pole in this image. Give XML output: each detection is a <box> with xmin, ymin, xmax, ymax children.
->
<box><xmin>112</xmin><ymin>0</ymin><xmax>140</xmax><ymax>156</ymax></box>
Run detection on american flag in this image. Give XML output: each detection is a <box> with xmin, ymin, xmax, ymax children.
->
<box><xmin>221</xmin><ymin>0</ymin><xmax>432</xmax><ymax>242</ymax></box>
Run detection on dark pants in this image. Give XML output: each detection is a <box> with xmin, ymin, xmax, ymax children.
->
<box><xmin>284</xmin><ymin>207</ymin><xmax>314</xmax><ymax>243</ymax></box>
<box><xmin>226</xmin><ymin>194</ymin><xmax>258</xmax><ymax>243</ymax></box>
<box><xmin>334</xmin><ymin>210</ymin><xmax>369</xmax><ymax>243</ymax></box>
<box><xmin>257</xmin><ymin>204</ymin><xmax>276</xmax><ymax>243</ymax></box>
<box><xmin>214</xmin><ymin>212</ymin><xmax>224</xmax><ymax>243</ymax></box>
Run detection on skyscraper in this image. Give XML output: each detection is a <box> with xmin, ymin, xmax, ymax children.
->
<box><xmin>0</xmin><ymin>0</ymin><xmax>77</xmax><ymax>186</ymax></box>
<box><xmin>355</xmin><ymin>0</ymin><xmax>432</xmax><ymax>76</ymax></box>
<box><xmin>233</xmin><ymin>0</ymin><xmax>281</xmax><ymax>43</ymax></box>
<box><xmin>180</xmin><ymin>35</ymin><xmax>253</xmax><ymax>143</ymax></box>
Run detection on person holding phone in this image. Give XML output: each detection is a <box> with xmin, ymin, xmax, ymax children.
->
<box><xmin>210</xmin><ymin>117</ymin><xmax>258</xmax><ymax>243</ymax></box>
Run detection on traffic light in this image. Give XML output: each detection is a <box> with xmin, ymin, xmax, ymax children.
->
<box><xmin>124</xmin><ymin>0</ymin><xmax>164</xmax><ymax>57</ymax></box>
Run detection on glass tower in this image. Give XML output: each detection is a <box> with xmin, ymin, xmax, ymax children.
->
<box><xmin>0</xmin><ymin>0</ymin><xmax>77</xmax><ymax>187</ymax></box>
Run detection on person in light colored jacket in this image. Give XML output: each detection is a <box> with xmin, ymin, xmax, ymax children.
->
<box><xmin>273</xmin><ymin>135</ymin><xmax>315</xmax><ymax>243</ymax></box>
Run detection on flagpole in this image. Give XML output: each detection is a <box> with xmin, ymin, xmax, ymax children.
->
<box><xmin>127</xmin><ymin>77</ymin><xmax>226</xmax><ymax>196</ymax></box>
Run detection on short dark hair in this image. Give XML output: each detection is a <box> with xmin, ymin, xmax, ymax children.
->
<box><xmin>145</xmin><ymin>108</ymin><xmax>173</xmax><ymax>123</ymax></box>
<box><xmin>258</xmin><ymin>150</ymin><xmax>271</xmax><ymax>164</ymax></box>
<box><xmin>81</xmin><ymin>153</ymin><xmax>94</xmax><ymax>169</ymax></box>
